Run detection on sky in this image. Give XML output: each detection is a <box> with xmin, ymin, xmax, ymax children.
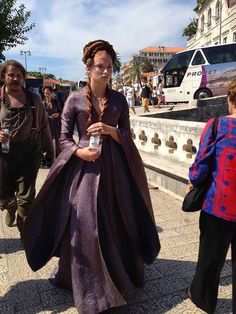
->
<box><xmin>4</xmin><ymin>0</ymin><xmax>197</xmax><ymax>82</ymax></box>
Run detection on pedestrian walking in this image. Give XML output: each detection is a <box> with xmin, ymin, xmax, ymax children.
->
<box><xmin>0</xmin><ymin>60</ymin><xmax>53</xmax><ymax>232</ymax></box>
<box><xmin>140</xmin><ymin>77</ymin><xmax>152</xmax><ymax>113</ymax></box>
<box><xmin>126</xmin><ymin>81</ymin><xmax>136</xmax><ymax>114</ymax></box>
<box><xmin>156</xmin><ymin>79</ymin><xmax>165</xmax><ymax>108</ymax></box>
<box><xmin>188</xmin><ymin>79</ymin><xmax>236</xmax><ymax>313</ymax></box>
<box><xmin>42</xmin><ymin>86</ymin><xmax>61</xmax><ymax>161</ymax></box>
<box><xmin>23</xmin><ymin>39</ymin><xmax>160</xmax><ymax>314</ymax></box>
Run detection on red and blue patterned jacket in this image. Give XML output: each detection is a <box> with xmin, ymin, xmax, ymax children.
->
<box><xmin>189</xmin><ymin>117</ymin><xmax>236</xmax><ymax>222</ymax></box>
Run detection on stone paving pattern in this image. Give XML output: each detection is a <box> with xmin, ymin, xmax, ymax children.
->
<box><xmin>0</xmin><ymin>169</ymin><xmax>233</xmax><ymax>313</ymax></box>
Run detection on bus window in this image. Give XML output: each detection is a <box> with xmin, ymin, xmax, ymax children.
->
<box><xmin>163</xmin><ymin>50</ymin><xmax>194</xmax><ymax>88</ymax></box>
<box><xmin>202</xmin><ymin>44</ymin><xmax>236</xmax><ymax>64</ymax></box>
<box><xmin>164</xmin><ymin>50</ymin><xmax>194</xmax><ymax>72</ymax></box>
<box><xmin>192</xmin><ymin>51</ymin><xmax>206</xmax><ymax>65</ymax></box>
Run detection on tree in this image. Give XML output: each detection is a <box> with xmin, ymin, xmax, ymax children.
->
<box><xmin>182</xmin><ymin>0</ymin><xmax>208</xmax><ymax>38</ymax></box>
<box><xmin>27</xmin><ymin>71</ymin><xmax>43</xmax><ymax>78</ymax></box>
<box><xmin>44</xmin><ymin>73</ymin><xmax>56</xmax><ymax>79</ymax></box>
<box><xmin>113</xmin><ymin>52</ymin><xmax>122</xmax><ymax>74</ymax></box>
<box><xmin>194</xmin><ymin>0</ymin><xmax>208</xmax><ymax>12</ymax></box>
<box><xmin>182</xmin><ymin>18</ymin><xmax>198</xmax><ymax>38</ymax></box>
<box><xmin>129</xmin><ymin>60</ymin><xmax>143</xmax><ymax>85</ymax></box>
<box><xmin>141</xmin><ymin>58</ymin><xmax>154</xmax><ymax>73</ymax></box>
<box><xmin>0</xmin><ymin>0</ymin><xmax>35</xmax><ymax>62</ymax></box>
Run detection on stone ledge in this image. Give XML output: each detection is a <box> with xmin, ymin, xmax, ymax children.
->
<box><xmin>140</xmin><ymin>151</ymin><xmax>189</xmax><ymax>200</ymax></box>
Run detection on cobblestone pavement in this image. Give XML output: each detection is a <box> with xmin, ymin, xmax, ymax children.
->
<box><xmin>0</xmin><ymin>169</ymin><xmax>232</xmax><ymax>313</ymax></box>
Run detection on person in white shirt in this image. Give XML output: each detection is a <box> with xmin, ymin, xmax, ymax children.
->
<box><xmin>125</xmin><ymin>82</ymin><xmax>136</xmax><ymax>114</ymax></box>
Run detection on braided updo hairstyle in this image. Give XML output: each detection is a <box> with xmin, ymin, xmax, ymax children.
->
<box><xmin>227</xmin><ymin>79</ymin><xmax>236</xmax><ymax>107</ymax></box>
<box><xmin>82</xmin><ymin>39</ymin><xmax>117</xmax><ymax>125</ymax></box>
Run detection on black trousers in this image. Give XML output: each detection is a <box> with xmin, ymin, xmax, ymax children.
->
<box><xmin>0</xmin><ymin>137</ymin><xmax>41</xmax><ymax>217</ymax></box>
<box><xmin>190</xmin><ymin>211</ymin><xmax>236</xmax><ymax>313</ymax></box>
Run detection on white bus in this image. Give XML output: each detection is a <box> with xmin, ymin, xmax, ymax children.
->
<box><xmin>162</xmin><ymin>43</ymin><xmax>236</xmax><ymax>103</ymax></box>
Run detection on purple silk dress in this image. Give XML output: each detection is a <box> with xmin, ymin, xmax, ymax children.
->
<box><xmin>24</xmin><ymin>87</ymin><xmax>160</xmax><ymax>314</ymax></box>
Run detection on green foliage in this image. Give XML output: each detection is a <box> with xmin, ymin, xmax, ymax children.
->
<box><xmin>27</xmin><ymin>71</ymin><xmax>42</xmax><ymax>78</ymax></box>
<box><xmin>113</xmin><ymin>52</ymin><xmax>122</xmax><ymax>74</ymax></box>
<box><xmin>27</xmin><ymin>71</ymin><xmax>56</xmax><ymax>79</ymax></box>
<box><xmin>44</xmin><ymin>73</ymin><xmax>56</xmax><ymax>79</ymax></box>
<box><xmin>129</xmin><ymin>58</ymin><xmax>155</xmax><ymax>84</ymax></box>
<box><xmin>129</xmin><ymin>60</ymin><xmax>143</xmax><ymax>85</ymax></box>
<box><xmin>0</xmin><ymin>0</ymin><xmax>35</xmax><ymax>61</ymax></box>
<box><xmin>141</xmin><ymin>58</ymin><xmax>154</xmax><ymax>73</ymax></box>
<box><xmin>182</xmin><ymin>18</ymin><xmax>198</xmax><ymax>38</ymax></box>
<box><xmin>194</xmin><ymin>0</ymin><xmax>208</xmax><ymax>12</ymax></box>
<box><xmin>182</xmin><ymin>0</ymin><xmax>208</xmax><ymax>38</ymax></box>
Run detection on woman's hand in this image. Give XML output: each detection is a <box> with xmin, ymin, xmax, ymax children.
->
<box><xmin>51</xmin><ymin>113</ymin><xmax>60</xmax><ymax>119</ymax></box>
<box><xmin>87</xmin><ymin>122</ymin><xmax>114</xmax><ymax>136</ymax></box>
<box><xmin>0</xmin><ymin>130</ymin><xmax>10</xmax><ymax>144</ymax></box>
<box><xmin>87</xmin><ymin>122</ymin><xmax>121</xmax><ymax>144</ymax></box>
<box><xmin>74</xmin><ymin>147</ymin><xmax>100</xmax><ymax>162</ymax></box>
<box><xmin>187</xmin><ymin>181</ymin><xmax>194</xmax><ymax>192</ymax></box>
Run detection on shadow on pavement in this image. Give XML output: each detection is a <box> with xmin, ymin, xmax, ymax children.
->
<box><xmin>0</xmin><ymin>259</ymin><xmax>232</xmax><ymax>314</ymax></box>
<box><xmin>0</xmin><ymin>237</ymin><xmax>23</xmax><ymax>254</ymax></box>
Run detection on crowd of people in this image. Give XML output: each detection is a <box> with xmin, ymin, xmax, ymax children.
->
<box><xmin>117</xmin><ymin>77</ymin><xmax>166</xmax><ymax>114</ymax></box>
<box><xmin>0</xmin><ymin>39</ymin><xmax>236</xmax><ymax>314</ymax></box>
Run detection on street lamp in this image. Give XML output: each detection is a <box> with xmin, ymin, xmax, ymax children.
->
<box><xmin>20</xmin><ymin>50</ymin><xmax>31</xmax><ymax>71</ymax></box>
<box><xmin>39</xmin><ymin>67</ymin><xmax>47</xmax><ymax>75</ymax></box>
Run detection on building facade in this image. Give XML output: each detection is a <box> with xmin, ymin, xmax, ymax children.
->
<box><xmin>187</xmin><ymin>0</ymin><xmax>236</xmax><ymax>49</ymax></box>
<box><xmin>120</xmin><ymin>46</ymin><xmax>185</xmax><ymax>84</ymax></box>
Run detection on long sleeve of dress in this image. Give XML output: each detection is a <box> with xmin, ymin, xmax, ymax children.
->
<box><xmin>117</xmin><ymin>97</ymin><xmax>133</xmax><ymax>140</ymax></box>
<box><xmin>189</xmin><ymin>118</ymin><xmax>216</xmax><ymax>186</ymax></box>
<box><xmin>59</xmin><ymin>93</ymin><xmax>80</xmax><ymax>153</ymax></box>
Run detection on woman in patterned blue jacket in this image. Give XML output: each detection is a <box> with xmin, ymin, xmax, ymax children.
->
<box><xmin>188</xmin><ymin>79</ymin><xmax>236</xmax><ymax>314</ymax></box>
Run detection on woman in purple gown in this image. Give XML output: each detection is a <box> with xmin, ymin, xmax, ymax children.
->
<box><xmin>23</xmin><ymin>39</ymin><xmax>160</xmax><ymax>314</ymax></box>
<box><xmin>42</xmin><ymin>86</ymin><xmax>61</xmax><ymax>159</ymax></box>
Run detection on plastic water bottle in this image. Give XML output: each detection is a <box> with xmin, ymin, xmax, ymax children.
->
<box><xmin>1</xmin><ymin>128</ymin><xmax>10</xmax><ymax>153</ymax></box>
<box><xmin>89</xmin><ymin>133</ymin><xmax>102</xmax><ymax>152</ymax></box>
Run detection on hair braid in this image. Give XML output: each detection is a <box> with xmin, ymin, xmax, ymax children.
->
<box><xmin>99</xmin><ymin>85</ymin><xmax>109</xmax><ymax>122</ymax></box>
<box><xmin>85</xmin><ymin>79</ymin><xmax>93</xmax><ymax>126</ymax></box>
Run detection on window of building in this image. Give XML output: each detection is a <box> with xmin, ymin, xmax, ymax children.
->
<box><xmin>233</xmin><ymin>32</ymin><xmax>236</xmax><ymax>42</ymax></box>
<box><xmin>215</xmin><ymin>1</ymin><xmax>221</xmax><ymax>18</ymax></box>
<box><xmin>201</xmin><ymin>15</ymin><xmax>205</xmax><ymax>32</ymax></box>
<box><xmin>223</xmin><ymin>37</ymin><xmax>227</xmax><ymax>43</ymax></box>
<box><xmin>207</xmin><ymin>8</ymin><xmax>212</xmax><ymax>26</ymax></box>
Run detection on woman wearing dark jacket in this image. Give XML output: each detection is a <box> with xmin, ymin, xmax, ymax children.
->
<box><xmin>188</xmin><ymin>79</ymin><xmax>236</xmax><ymax>313</ymax></box>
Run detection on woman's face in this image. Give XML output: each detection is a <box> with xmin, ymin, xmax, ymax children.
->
<box><xmin>88</xmin><ymin>50</ymin><xmax>113</xmax><ymax>85</ymax></box>
<box><xmin>44</xmin><ymin>88</ymin><xmax>52</xmax><ymax>99</ymax></box>
<box><xmin>3</xmin><ymin>65</ymin><xmax>24</xmax><ymax>93</ymax></box>
<box><xmin>228</xmin><ymin>96</ymin><xmax>234</xmax><ymax>114</ymax></box>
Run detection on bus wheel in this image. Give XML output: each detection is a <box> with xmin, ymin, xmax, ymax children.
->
<box><xmin>194</xmin><ymin>89</ymin><xmax>212</xmax><ymax>99</ymax></box>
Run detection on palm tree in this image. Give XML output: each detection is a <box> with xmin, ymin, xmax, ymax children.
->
<box><xmin>129</xmin><ymin>60</ymin><xmax>143</xmax><ymax>86</ymax></box>
<box><xmin>141</xmin><ymin>58</ymin><xmax>154</xmax><ymax>73</ymax></box>
<box><xmin>113</xmin><ymin>52</ymin><xmax>122</xmax><ymax>74</ymax></box>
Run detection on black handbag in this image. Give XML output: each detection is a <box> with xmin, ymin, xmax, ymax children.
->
<box><xmin>182</xmin><ymin>118</ymin><xmax>218</xmax><ymax>212</ymax></box>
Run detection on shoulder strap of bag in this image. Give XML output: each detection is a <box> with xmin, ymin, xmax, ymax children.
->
<box><xmin>212</xmin><ymin>117</ymin><xmax>219</xmax><ymax>140</ymax></box>
<box><xmin>25</xmin><ymin>89</ymin><xmax>37</xmax><ymax>136</ymax></box>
